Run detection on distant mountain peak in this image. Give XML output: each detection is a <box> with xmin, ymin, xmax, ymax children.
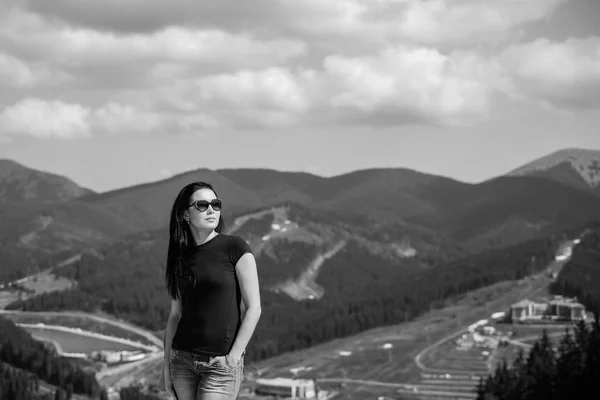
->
<box><xmin>509</xmin><ymin>148</ymin><xmax>600</xmax><ymax>188</ymax></box>
<box><xmin>0</xmin><ymin>159</ymin><xmax>94</xmax><ymax>205</ymax></box>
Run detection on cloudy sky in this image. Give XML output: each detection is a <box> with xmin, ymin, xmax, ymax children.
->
<box><xmin>1</xmin><ymin>0</ymin><xmax>599</xmax><ymax>192</ymax></box>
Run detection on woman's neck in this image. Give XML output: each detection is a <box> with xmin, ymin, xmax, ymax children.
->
<box><xmin>190</xmin><ymin>228</ymin><xmax>218</xmax><ymax>246</ymax></box>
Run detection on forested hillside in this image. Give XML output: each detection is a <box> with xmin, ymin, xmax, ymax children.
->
<box><xmin>4</xmin><ymin>162</ymin><xmax>600</xmax><ymax>285</ymax></box>
<box><xmin>0</xmin><ymin>361</ymin><xmax>44</xmax><ymax>400</ymax></box>
<box><xmin>0</xmin><ymin>316</ymin><xmax>107</xmax><ymax>400</ymax></box>
<box><xmin>7</xmin><ymin>221</ymin><xmax>585</xmax><ymax>363</ymax></box>
<box><xmin>477</xmin><ymin>320</ymin><xmax>600</xmax><ymax>400</ymax></box>
<box><xmin>550</xmin><ymin>226</ymin><xmax>600</xmax><ymax>314</ymax></box>
<box><xmin>478</xmin><ymin>224</ymin><xmax>600</xmax><ymax>400</ymax></box>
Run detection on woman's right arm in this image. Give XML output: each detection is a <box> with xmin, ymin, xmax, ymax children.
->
<box><xmin>164</xmin><ymin>297</ymin><xmax>182</xmax><ymax>364</ymax></box>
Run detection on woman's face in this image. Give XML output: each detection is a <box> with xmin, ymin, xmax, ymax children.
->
<box><xmin>185</xmin><ymin>188</ymin><xmax>220</xmax><ymax>231</ymax></box>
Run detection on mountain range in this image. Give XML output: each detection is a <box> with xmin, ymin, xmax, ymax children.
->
<box><xmin>0</xmin><ymin>159</ymin><xmax>94</xmax><ymax>206</ymax></box>
<box><xmin>1</xmin><ymin>148</ymin><xmax>600</xmax><ymax>284</ymax></box>
<box><xmin>508</xmin><ymin>148</ymin><xmax>600</xmax><ymax>196</ymax></box>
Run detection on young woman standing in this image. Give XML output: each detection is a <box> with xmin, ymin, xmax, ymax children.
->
<box><xmin>162</xmin><ymin>182</ymin><xmax>261</xmax><ymax>399</ymax></box>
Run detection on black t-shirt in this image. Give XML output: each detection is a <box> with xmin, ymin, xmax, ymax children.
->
<box><xmin>172</xmin><ymin>233</ymin><xmax>253</xmax><ymax>356</ymax></box>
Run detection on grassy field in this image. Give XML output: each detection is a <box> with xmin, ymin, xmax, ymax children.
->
<box><xmin>486</xmin><ymin>323</ymin><xmax>578</xmax><ymax>380</ymax></box>
<box><xmin>18</xmin><ymin>269</ymin><xmax>75</xmax><ymax>293</ymax></box>
<box><xmin>404</xmin><ymin>251</ymin><xmax>582</xmax><ymax>400</ymax></box>
<box><xmin>419</xmin><ymin>339</ymin><xmax>489</xmax><ymax>373</ymax></box>
<box><xmin>128</xmin><ymin>272</ymin><xmax>554</xmax><ymax>399</ymax></box>
<box><xmin>0</xmin><ymin>269</ymin><xmax>75</xmax><ymax>308</ymax></box>
<box><xmin>54</xmin><ymin>241</ymin><xmax>576</xmax><ymax>399</ymax></box>
<box><xmin>491</xmin><ymin>344</ymin><xmax>523</xmax><ymax>367</ymax></box>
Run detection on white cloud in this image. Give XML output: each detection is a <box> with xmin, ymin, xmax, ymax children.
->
<box><xmin>89</xmin><ymin>102</ymin><xmax>220</xmax><ymax>135</ymax></box>
<box><xmin>21</xmin><ymin>0</ymin><xmax>283</xmax><ymax>33</ymax></box>
<box><xmin>193</xmin><ymin>68</ymin><xmax>315</xmax><ymax>127</ymax></box>
<box><xmin>0</xmin><ymin>98</ymin><xmax>220</xmax><ymax>140</ymax></box>
<box><xmin>499</xmin><ymin>37</ymin><xmax>600</xmax><ymax>109</ymax></box>
<box><xmin>141</xmin><ymin>48</ymin><xmax>502</xmax><ymax>129</ymax></box>
<box><xmin>21</xmin><ymin>0</ymin><xmax>566</xmax><ymax>48</ymax></box>
<box><xmin>198</xmin><ymin>68</ymin><xmax>312</xmax><ymax>113</ymax></box>
<box><xmin>0</xmin><ymin>98</ymin><xmax>91</xmax><ymax>139</ymax></box>
<box><xmin>91</xmin><ymin>103</ymin><xmax>168</xmax><ymax>135</ymax></box>
<box><xmin>0</xmin><ymin>53</ymin><xmax>39</xmax><ymax>87</ymax></box>
<box><xmin>0</xmin><ymin>52</ymin><xmax>69</xmax><ymax>88</ymax></box>
<box><xmin>322</xmin><ymin>47</ymin><xmax>499</xmax><ymax>125</ymax></box>
<box><xmin>389</xmin><ymin>0</ymin><xmax>567</xmax><ymax>47</ymax></box>
<box><xmin>0</xmin><ymin>7</ymin><xmax>306</xmax><ymax>70</ymax></box>
<box><xmin>190</xmin><ymin>46</ymin><xmax>500</xmax><ymax>127</ymax></box>
<box><xmin>0</xmin><ymin>0</ymin><xmax>595</xmax><ymax>139</ymax></box>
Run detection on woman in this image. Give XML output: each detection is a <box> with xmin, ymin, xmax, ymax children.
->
<box><xmin>161</xmin><ymin>181</ymin><xmax>261</xmax><ymax>400</ymax></box>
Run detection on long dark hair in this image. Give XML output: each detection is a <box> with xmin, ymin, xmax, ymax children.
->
<box><xmin>165</xmin><ymin>181</ymin><xmax>225</xmax><ymax>300</ymax></box>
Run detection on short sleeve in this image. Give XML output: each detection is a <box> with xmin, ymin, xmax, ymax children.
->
<box><xmin>229</xmin><ymin>235</ymin><xmax>253</xmax><ymax>266</ymax></box>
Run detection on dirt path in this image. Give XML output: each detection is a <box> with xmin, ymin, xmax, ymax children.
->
<box><xmin>274</xmin><ymin>239</ymin><xmax>347</xmax><ymax>300</ymax></box>
<box><xmin>298</xmin><ymin>240</ymin><xmax>347</xmax><ymax>286</ymax></box>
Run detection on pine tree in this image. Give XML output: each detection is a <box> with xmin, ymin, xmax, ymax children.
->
<box><xmin>573</xmin><ymin>319</ymin><xmax>589</xmax><ymax>364</ymax></box>
<box><xmin>65</xmin><ymin>382</ymin><xmax>73</xmax><ymax>400</ymax></box>
<box><xmin>477</xmin><ymin>375</ymin><xmax>499</xmax><ymax>400</ymax></box>
<box><xmin>506</xmin><ymin>348</ymin><xmax>527</xmax><ymax>400</ymax></box>
<box><xmin>54</xmin><ymin>388</ymin><xmax>66</xmax><ymax>400</ymax></box>
<box><xmin>490</xmin><ymin>360</ymin><xmax>512</xmax><ymax>399</ymax></box>
<box><xmin>524</xmin><ymin>333</ymin><xmax>556</xmax><ymax>400</ymax></box>
<box><xmin>475</xmin><ymin>377</ymin><xmax>488</xmax><ymax>400</ymax></box>
<box><xmin>581</xmin><ymin>314</ymin><xmax>600</xmax><ymax>397</ymax></box>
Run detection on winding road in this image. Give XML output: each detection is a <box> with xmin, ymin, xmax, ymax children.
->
<box><xmin>0</xmin><ymin>309</ymin><xmax>163</xmax><ymax>348</ymax></box>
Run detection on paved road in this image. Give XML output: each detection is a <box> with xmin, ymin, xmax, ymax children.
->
<box><xmin>317</xmin><ymin>378</ymin><xmax>476</xmax><ymax>398</ymax></box>
<box><xmin>0</xmin><ymin>309</ymin><xmax>163</xmax><ymax>348</ymax></box>
<box><xmin>97</xmin><ymin>350</ymin><xmax>164</xmax><ymax>385</ymax></box>
<box><xmin>413</xmin><ymin>238</ymin><xmax>578</xmax><ymax>374</ymax></box>
<box><xmin>413</xmin><ymin>279</ymin><xmax>539</xmax><ymax>373</ymax></box>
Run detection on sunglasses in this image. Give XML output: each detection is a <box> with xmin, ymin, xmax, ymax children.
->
<box><xmin>188</xmin><ymin>199</ymin><xmax>222</xmax><ymax>212</ymax></box>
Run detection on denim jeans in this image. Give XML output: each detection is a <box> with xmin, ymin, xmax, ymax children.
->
<box><xmin>169</xmin><ymin>349</ymin><xmax>244</xmax><ymax>399</ymax></box>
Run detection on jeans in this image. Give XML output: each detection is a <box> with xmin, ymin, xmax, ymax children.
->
<box><xmin>169</xmin><ymin>349</ymin><xmax>244</xmax><ymax>399</ymax></box>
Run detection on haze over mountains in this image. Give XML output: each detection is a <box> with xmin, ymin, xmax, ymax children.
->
<box><xmin>1</xmin><ymin>148</ymin><xmax>600</xmax><ymax>284</ymax></box>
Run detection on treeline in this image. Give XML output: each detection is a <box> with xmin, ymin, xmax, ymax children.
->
<box><xmin>0</xmin><ymin>316</ymin><xmax>107</xmax><ymax>400</ymax></box>
<box><xmin>477</xmin><ymin>319</ymin><xmax>600</xmax><ymax>399</ymax></box>
<box><xmin>0</xmin><ymin>248</ymin><xmax>40</xmax><ymax>283</ymax></box>
<box><xmin>0</xmin><ymin>361</ymin><xmax>46</xmax><ymax>400</ymax></box>
<box><xmin>6</xmin><ymin>230</ymin><xmax>171</xmax><ymax>330</ymax></box>
<box><xmin>477</xmin><ymin>225</ymin><xmax>600</xmax><ymax>400</ymax></box>
<box><xmin>232</xmin><ymin>212</ymin><xmax>274</xmax><ymax>237</ymax></box>
<box><xmin>5</xmin><ymin>223</ymin><xmax>590</xmax><ymax>364</ymax></box>
<box><xmin>550</xmin><ymin>226</ymin><xmax>600</xmax><ymax>314</ymax></box>
<box><xmin>250</xmin><ymin>232</ymin><xmax>561</xmax><ymax>359</ymax></box>
<box><xmin>6</xmin><ymin>235</ymin><xmax>322</xmax><ymax>331</ymax></box>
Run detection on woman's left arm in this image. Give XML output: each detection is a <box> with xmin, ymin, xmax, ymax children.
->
<box><xmin>228</xmin><ymin>252</ymin><xmax>262</xmax><ymax>361</ymax></box>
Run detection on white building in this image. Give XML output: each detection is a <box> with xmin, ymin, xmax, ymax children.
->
<box><xmin>510</xmin><ymin>297</ymin><xmax>586</xmax><ymax>322</ymax></box>
<box><xmin>255</xmin><ymin>377</ymin><xmax>316</xmax><ymax>399</ymax></box>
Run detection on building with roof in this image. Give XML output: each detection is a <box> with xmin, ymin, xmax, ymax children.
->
<box><xmin>510</xmin><ymin>297</ymin><xmax>586</xmax><ymax>322</ymax></box>
<box><xmin>255</xmin><ymin>377</ymin><xmax>316</xmax><ymax>399</ymax></box>
<box><xmin>549</xmin><ymin>299</ymin><xmax>586</xmax><ymax>321</ymax></box>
